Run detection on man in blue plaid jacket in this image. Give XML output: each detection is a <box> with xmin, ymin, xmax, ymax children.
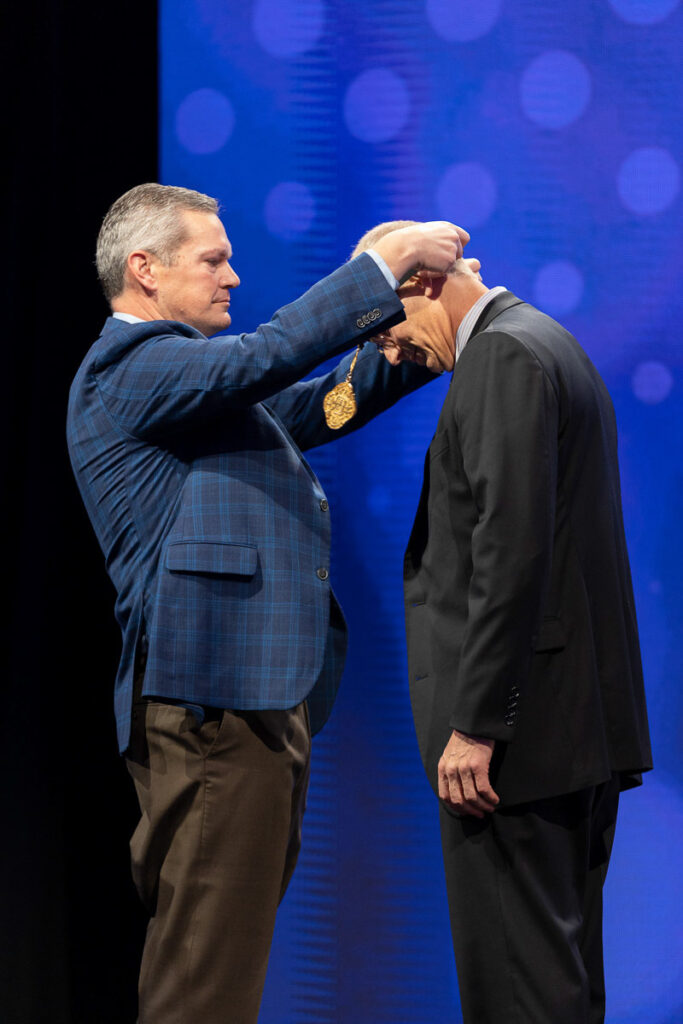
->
<box><xmin>67</xmin><ymin>183</ymin><xmax>466</xmax><ymax>1023</ymax></box>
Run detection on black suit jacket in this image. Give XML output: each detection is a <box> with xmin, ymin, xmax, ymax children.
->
<box><xmin>404</xmin><ymin>291</ymin><xmax>652</xmax><ymax>807</ymax></box>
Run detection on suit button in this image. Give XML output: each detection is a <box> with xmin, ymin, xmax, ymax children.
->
<box><xmin>316</xmin><ymin>567</ymin><xmax>329</xmax><ymax>581</ymax></box>
<box><xmin>320</xmin><ymin>499</ymin><xmax>329</xmax><ymax>511</ymax></box>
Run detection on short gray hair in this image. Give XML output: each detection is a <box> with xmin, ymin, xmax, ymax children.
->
<box><xmin>96</xmin><ymin>183</ymin><xmax>219</xmax><ymax>301</ymax></box>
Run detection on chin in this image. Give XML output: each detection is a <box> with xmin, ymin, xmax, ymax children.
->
<box><xmin>207</xmin><ymin>314</ymin><xmax>231</xmax><ymax>336</ymax></box>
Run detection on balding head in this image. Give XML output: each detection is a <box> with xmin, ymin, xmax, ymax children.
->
<box><xmin>351</xmin><ymin>220</ymin><xmax>419</xmax><ymax>260</ymax></box>
<box><xmin>352</xmin><ymin>219</ymin><xmax>474</xmax><ymax>285</ymax></box>
<box><xmin>353</xmin><ymin>219</ymin><xmax>487</xmax><ymax>373</ymax></box>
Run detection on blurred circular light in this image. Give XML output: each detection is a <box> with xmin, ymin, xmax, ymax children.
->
<box><xmin>607</xmin><ymin>0</ymin><xmax>679</xmax><ymax>25</ymax></box>
<box><xmin>436</xmin><ymin>162</ymin><xmax>497</xmax><ymax>228</ymax></box>
<box><xmin>264</xmin><ymin>181</ymin><xmax>316</xmax><ymax>240</ymax></box>
<box><xmin>252</xmin><ymin>0</ymin><xmax>325</xmax><ymax>58</ymax></box>
<box><xmin>343</xmin><ymin>69</ymin><xmax>411</xmax><ymax>143</ymax></box>
<box><xmin>175</xmin><ymin>88</ymin><xmax>235</xmax><ymax>155</ymax></box>
<box><xmin>520</xmin><ymin>50</ymin><xmax>592</xmax><ymax>129</ymax></box>
<box><xmin>425</xmin><ymin>0</ymin><xmax>503</xmax><ymax>41</ymax></box>
<box><xmin>533</xmin><ymin>261</ymin><xmax>584</xmax><ymax>315</ymax></box>
<box><xmin>617</xmin><ymin>147</ymin><xmax>680</xmax><ymax>215</ymax></box>
<box><xmin>632</xmin><ymin>361</ymin><xmax>674</xmax><ymax>404</ymax></box>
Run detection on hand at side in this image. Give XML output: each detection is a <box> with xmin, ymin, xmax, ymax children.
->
<box><xmin>438</xmin><ymin>729</ymin><xmax>499</xmax><ymax>818</ymax></box>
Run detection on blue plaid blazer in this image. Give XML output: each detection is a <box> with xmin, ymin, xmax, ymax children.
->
<box><xmin>67</xmin><ymin>254</ymin><xmax>432</xmax><ymax>752</ymax></box>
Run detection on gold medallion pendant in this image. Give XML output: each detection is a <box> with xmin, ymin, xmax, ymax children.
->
<box><xmin>323</xmin><ymin>345</ymin><xmax>362</xmax><ymax>429</ymax></box>
<box><xmin>323</xmin><ymin>381</ymin><xmax>357</xmax><ymax>429</ymax></box>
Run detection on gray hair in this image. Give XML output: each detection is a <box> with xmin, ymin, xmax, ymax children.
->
<box><xmin>96</xmin><ymin>183</ymin><xmax>219</xmax><ymax>301</ymax></box>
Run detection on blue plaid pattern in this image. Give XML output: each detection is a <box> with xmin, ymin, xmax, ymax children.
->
<box><xmin>67</xmin><ymin>254</ymin><xmax>433</xmax><ymax>752</ymax></box>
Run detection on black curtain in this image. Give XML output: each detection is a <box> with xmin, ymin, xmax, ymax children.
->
<box><xmin>4</xmin><ymin>3</ymin><xmax>157</xmax><ymax>1020</ymax></box>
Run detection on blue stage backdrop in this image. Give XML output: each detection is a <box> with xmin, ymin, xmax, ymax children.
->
<box><xmin>160</xmin><ymin>2</ymin><xmax>683</xmax><ymax>1020</ymax></box>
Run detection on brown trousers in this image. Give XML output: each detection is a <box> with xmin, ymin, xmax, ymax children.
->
<box><xmin>126</xmin><ymin>699</ymin><xmax>311</xmax><ymax>1024</ymax></box>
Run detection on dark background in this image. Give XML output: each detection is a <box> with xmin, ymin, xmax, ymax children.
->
<box><xmin>3</xmin><ymin>2</ymin><xmax>157</xmax><ymax>1019</ymax></box>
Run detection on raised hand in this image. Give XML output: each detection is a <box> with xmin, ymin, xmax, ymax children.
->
<box><xmin>372</xmin><ymin>221</ymin><xmax>470</xmax><ymax>282</ymax></box>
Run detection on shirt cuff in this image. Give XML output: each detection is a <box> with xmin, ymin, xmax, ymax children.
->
<box><xmin>366</xmin><ymin>248</ymin><xmax>400</xmax><ymax>291</ymax></box>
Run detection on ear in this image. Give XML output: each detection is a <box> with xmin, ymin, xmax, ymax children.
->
<box><xmin>419</xmin><ymin>273</ymin><xmax>447</xmax><ymax>300</ymax></box>
<box><xmin>126</xmin><ymin>250</ymin><xmax>159</xmax><ymax>294</ymax></box>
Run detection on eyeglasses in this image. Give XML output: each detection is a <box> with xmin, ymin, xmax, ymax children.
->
<box><xmin>371</xmin><ymin>333</ymin><xmax>399</xmax><ymax>354</ymax></box>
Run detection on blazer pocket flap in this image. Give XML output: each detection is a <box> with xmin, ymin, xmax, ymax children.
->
<box><xmin>166</xmin><ymin>541</ymin><xmax>258</xmax><ymax>577</ymax></box>
<box><xmin>533</xmin><ymin>616</ymin><xmax>566</xmax><ymax>652</ymax></box>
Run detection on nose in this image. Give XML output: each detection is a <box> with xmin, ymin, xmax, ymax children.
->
<box><xmin>223</xmin><ymin>262</ymin><xmax>240</xmax><ymax>288</ymax></box>
<box><xmin>383</xmin><ymin>346</ymin><xmax>404</xmax><ymax>366</ymax></box>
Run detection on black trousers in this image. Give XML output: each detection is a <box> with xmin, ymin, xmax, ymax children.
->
<box><xmin>440</xmin><ymin>775</ymin><xmax>621</xmax><ymax>1024</ymax></box>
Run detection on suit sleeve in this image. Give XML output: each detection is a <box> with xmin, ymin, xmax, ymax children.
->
<box><xmin>93</xmin><ymin>254</ymin><xmax>404</xmax><ymax>442</ymax></box>
<box><xmin>449</xmin><ymin>331</ymin><xmax>559</xmax><ymax>742</ymax></box>
<box><xmin>264</xmin><ymin>342</ymin><xmax>436</xmax><ymax>451</ymax></box>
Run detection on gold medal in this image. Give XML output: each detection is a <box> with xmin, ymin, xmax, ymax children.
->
<box><xmin>323</xmin><ymin>381</ymin><xmax>357</xmax><ymax>429</ymax></box>
<box><xmin>323</xmin><ymin>345</ymin><xmax>362</xmax><ymax>429</ymax></box>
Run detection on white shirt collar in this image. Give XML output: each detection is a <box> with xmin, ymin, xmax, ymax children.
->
<box><xmin>455</xmin><ymin>286</ymin><xmax>508</xmax><ymax>362</ymax></box>
<box><xmin>112</xmin><ymin>311</ymin><xmax>145</xmax><ymax>324</ymax></box>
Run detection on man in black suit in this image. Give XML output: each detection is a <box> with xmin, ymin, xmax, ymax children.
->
<box><xmin>354</xmin><ymin>223</ymin><xmax>652</xmax><ymax>1023</ymax></box>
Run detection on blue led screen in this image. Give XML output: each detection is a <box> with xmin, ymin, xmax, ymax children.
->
<box><xmin>161</xmin><ymin>2</ymin><xmax>683</xmax><ymax>1020</ymax></box>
